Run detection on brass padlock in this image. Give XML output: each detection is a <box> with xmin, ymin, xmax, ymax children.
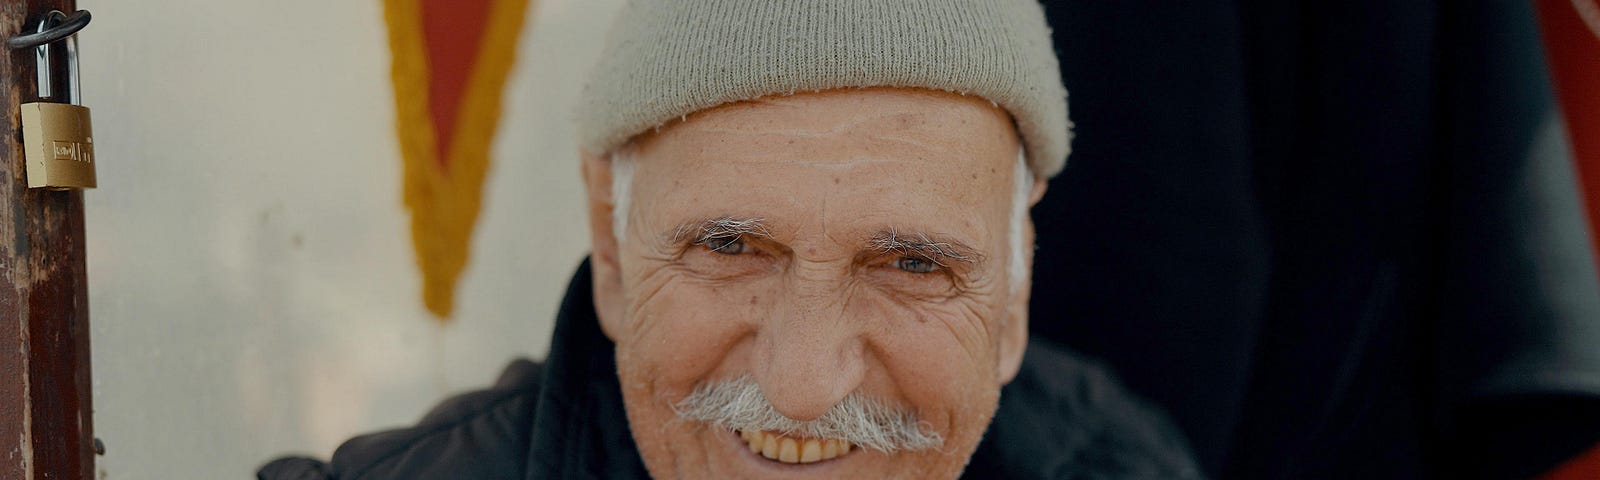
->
<box><xmin>19</xmin><ymin>11</ymin><xmax>94</xmax><ymax>190</ymax></box>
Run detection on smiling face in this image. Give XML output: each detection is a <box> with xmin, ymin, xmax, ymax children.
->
<box><xmin>580</xmin><ymin>88</ymin><xmax>1041</xmax><ymax>479</ymax></box>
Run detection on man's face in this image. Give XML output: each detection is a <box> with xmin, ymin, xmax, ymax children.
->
<box><xmin>593</xmin><ymin>88</ymin><xmax>1029</xmax><ymax>479</ymax></box>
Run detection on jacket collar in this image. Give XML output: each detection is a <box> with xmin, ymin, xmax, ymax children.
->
<box><xmin>525</xmin><ymin>259</ymin><xmax>650</xmax><ymax>479</ymax></box>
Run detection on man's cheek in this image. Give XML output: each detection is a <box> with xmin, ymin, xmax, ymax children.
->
<box><xmin>865</xmin><ymin>291</ymin><xmax>1004</xmax><ymax>371</ymax></box>
<box><xmin>874</xmin><ymin>308</ymin><xmax>999</xmax><ymax>401</ymax></box>
<box><xmin>629</xmin><ymin>279</ymin><xmax>766</xmax><ymax>388</ymax></box>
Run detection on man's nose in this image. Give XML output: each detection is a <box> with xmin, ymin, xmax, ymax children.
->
<box><xmin>753</xmin><ymin>284</ymin><xmax>866</xmax><ymax>422</ymax></box>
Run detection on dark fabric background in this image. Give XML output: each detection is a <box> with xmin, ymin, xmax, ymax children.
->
<box><xmin>1030</xmin><ymin>1</ymin><xmax>1600</xmax><ymax>478</ymax></box>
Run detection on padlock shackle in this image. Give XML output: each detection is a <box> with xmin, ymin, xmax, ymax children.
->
<box><xmin>64</xmin><ymin>22</ymin><xmax>79</xmax><ymax>105</ymax></box>
<box><xmin>32</xmin><ymin>11</ymin><xmax>81</xmax><ymax>105</ymax></box>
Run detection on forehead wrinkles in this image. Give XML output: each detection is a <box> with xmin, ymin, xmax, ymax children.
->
<box><xmin>626</xmin><ymin>159</ymin><xmax>1000</xmax><ymax>254</ymax></box>
<box><xmin>657</xmin><ymin>114</ymin><xmax>1000</xmax><ymax>164</ymax></box>
<box><xmin>623</xmin><ymin>92</ymin><xmax>1019</xmax><ymax>254</ymax></box>
<box><xmin>680</xmin><ymin>89</ymin><xmax>1006</xmax><ymax>129</ymax></box>
<box><xmin>631</xmin><ymin>91</ymin><xmax>1015</xmax><ymax>163</ymax></box>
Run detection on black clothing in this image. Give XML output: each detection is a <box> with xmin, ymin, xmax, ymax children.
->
<box><xmin>260</xmin><ymin>260</ymin><xmax>1203</xmax><ymax>479</ymax></box>
<box><xmin>1033</xmin><ymin>1</ymin><xmax>1600</xmax><ymax>478</ymax></box>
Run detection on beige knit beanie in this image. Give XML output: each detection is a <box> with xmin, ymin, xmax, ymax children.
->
<box><xmin>577</xmin><ymin>0</ymin><xmax>1072</xmax><ymax>178</ymax></box>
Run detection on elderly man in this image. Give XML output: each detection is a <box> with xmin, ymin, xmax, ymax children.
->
<box><xmin>262</xmin><ymin>1</ymin><xmax>1201</xmax><ymax>479</ymax></box>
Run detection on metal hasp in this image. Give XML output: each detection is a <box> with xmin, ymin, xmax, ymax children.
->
<box><xmin>0</xmin><ymin>3</ymin><xmax>98</xmax><ymax>479</ymax></box>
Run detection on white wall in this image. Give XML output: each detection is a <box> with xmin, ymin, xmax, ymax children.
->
<box><xmin>77</xmin><ymin>1</ymin><xmax>621</xmax><ymax>477</ymax></box>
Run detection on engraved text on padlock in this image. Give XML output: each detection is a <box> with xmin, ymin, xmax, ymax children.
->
<box><xmin>21</xmin><ymin>102</ymin><xmax>94</xmax><ymax>189</ymax></box>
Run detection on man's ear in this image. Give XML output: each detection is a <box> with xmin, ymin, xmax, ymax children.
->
<box><xmin>1028</xmin><ymin>178</ymin><xmax>1048</xmax><ymax>206</ymax></box>
<box><xmin>581</xmin><ymin>150</ymin><xmax>627</xmax><ymax>342</ymax></box>
<box><xmin>998</xmin><ymin>178</ymin><xmax>1046</xmax><ymax>385</ymax></box>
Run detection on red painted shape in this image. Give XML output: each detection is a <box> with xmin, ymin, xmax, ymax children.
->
<box><xmin>1532</xmin><ymin>11</ymin><xmax>1600</xmax><ymax>478</ymax></box>
<box><xmin>1541</xmin><ymin>442</ymin><xmax>1600</xmax><ymax>480</ymax></box>
<box><xmin>1536</xmin><ymin>0</ymin><xmax>1600</xmax><ymax>268</ymax></box>
<box><xmin>420</xmin><ymin>0</ymin><xmax>494</xmax><ymax>170</ymax></box>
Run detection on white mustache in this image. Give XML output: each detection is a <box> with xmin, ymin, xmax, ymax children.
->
<box><xmin>673</xmin><ymin>376</ymin><xmax>943</xmax><ymax>453</ymax></box>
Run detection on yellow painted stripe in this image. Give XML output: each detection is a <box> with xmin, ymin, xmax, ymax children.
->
<box><xmin>386</xmin><ymin>0</ymin><xmax>534</xmax><ymax>319</ymax></box>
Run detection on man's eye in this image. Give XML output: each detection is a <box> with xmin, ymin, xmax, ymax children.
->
<box><xmin>894</xmin><ymin>256</ymin><xmax>939</xmax><ymax>273</ymax></box>
<box><xmin>702</xmin><ymin>236</ymin><xmax>750</xmax><ymax>255</ymax></box>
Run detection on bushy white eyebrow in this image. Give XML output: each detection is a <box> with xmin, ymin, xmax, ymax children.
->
<box><xmin>669</xmin><ymin>217</ymin><xmax>773</xmax><ymax>245</ymax></box>
<box><xmin>869</xmin><ymin>229</ymin><xmax>979</xmax><ymax>267</ymax></box>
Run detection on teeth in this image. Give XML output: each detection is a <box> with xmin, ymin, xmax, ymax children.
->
<box><xmin>779</xmin><ymin>438</ymin><xmax>799</xmax><ymax>463</ymax></box>
<box><xmin>743</xmin><ymin>430</ymin><xmax>760</xmax><ymax>453</ymax></box>
<box><xmin>738</xmin><ymin>430</ymin><xmax>854</xmax><ymax>464</ymax></box>
<box><xmin>800</xmin><ymin>440</ymin><xmax>821</xmax><ymax>462</ymax></box>
<box><xmin>762</xmin><ymin>433</ymin><xmax>778</xmax><ymax>459</ymax></box>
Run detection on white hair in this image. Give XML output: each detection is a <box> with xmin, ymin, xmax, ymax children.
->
<box><xmin>1006</xmin><ymin>149</ymin><xmax>1034</xmax><ymax>289</ymax></box>
<box><xmin>609</xmin><ymin>149</ymin><xmax>1035</xmax><ymax>289</ymax></box>
<box><xmin>675</xmin><ymin>375</ymin><xmax>943</xmax><ymax>453</ymax></box>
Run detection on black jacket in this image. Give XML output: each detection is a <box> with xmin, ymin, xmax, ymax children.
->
<box><xmin>260</xmin><ymin>260</ymin><xmax>1204</xmax><ymax>479</ymax></box>
<box><xmin>1034</xmin><ymin>2</ymin><xmax>1600</xmax><ymax>478</ymax></box>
